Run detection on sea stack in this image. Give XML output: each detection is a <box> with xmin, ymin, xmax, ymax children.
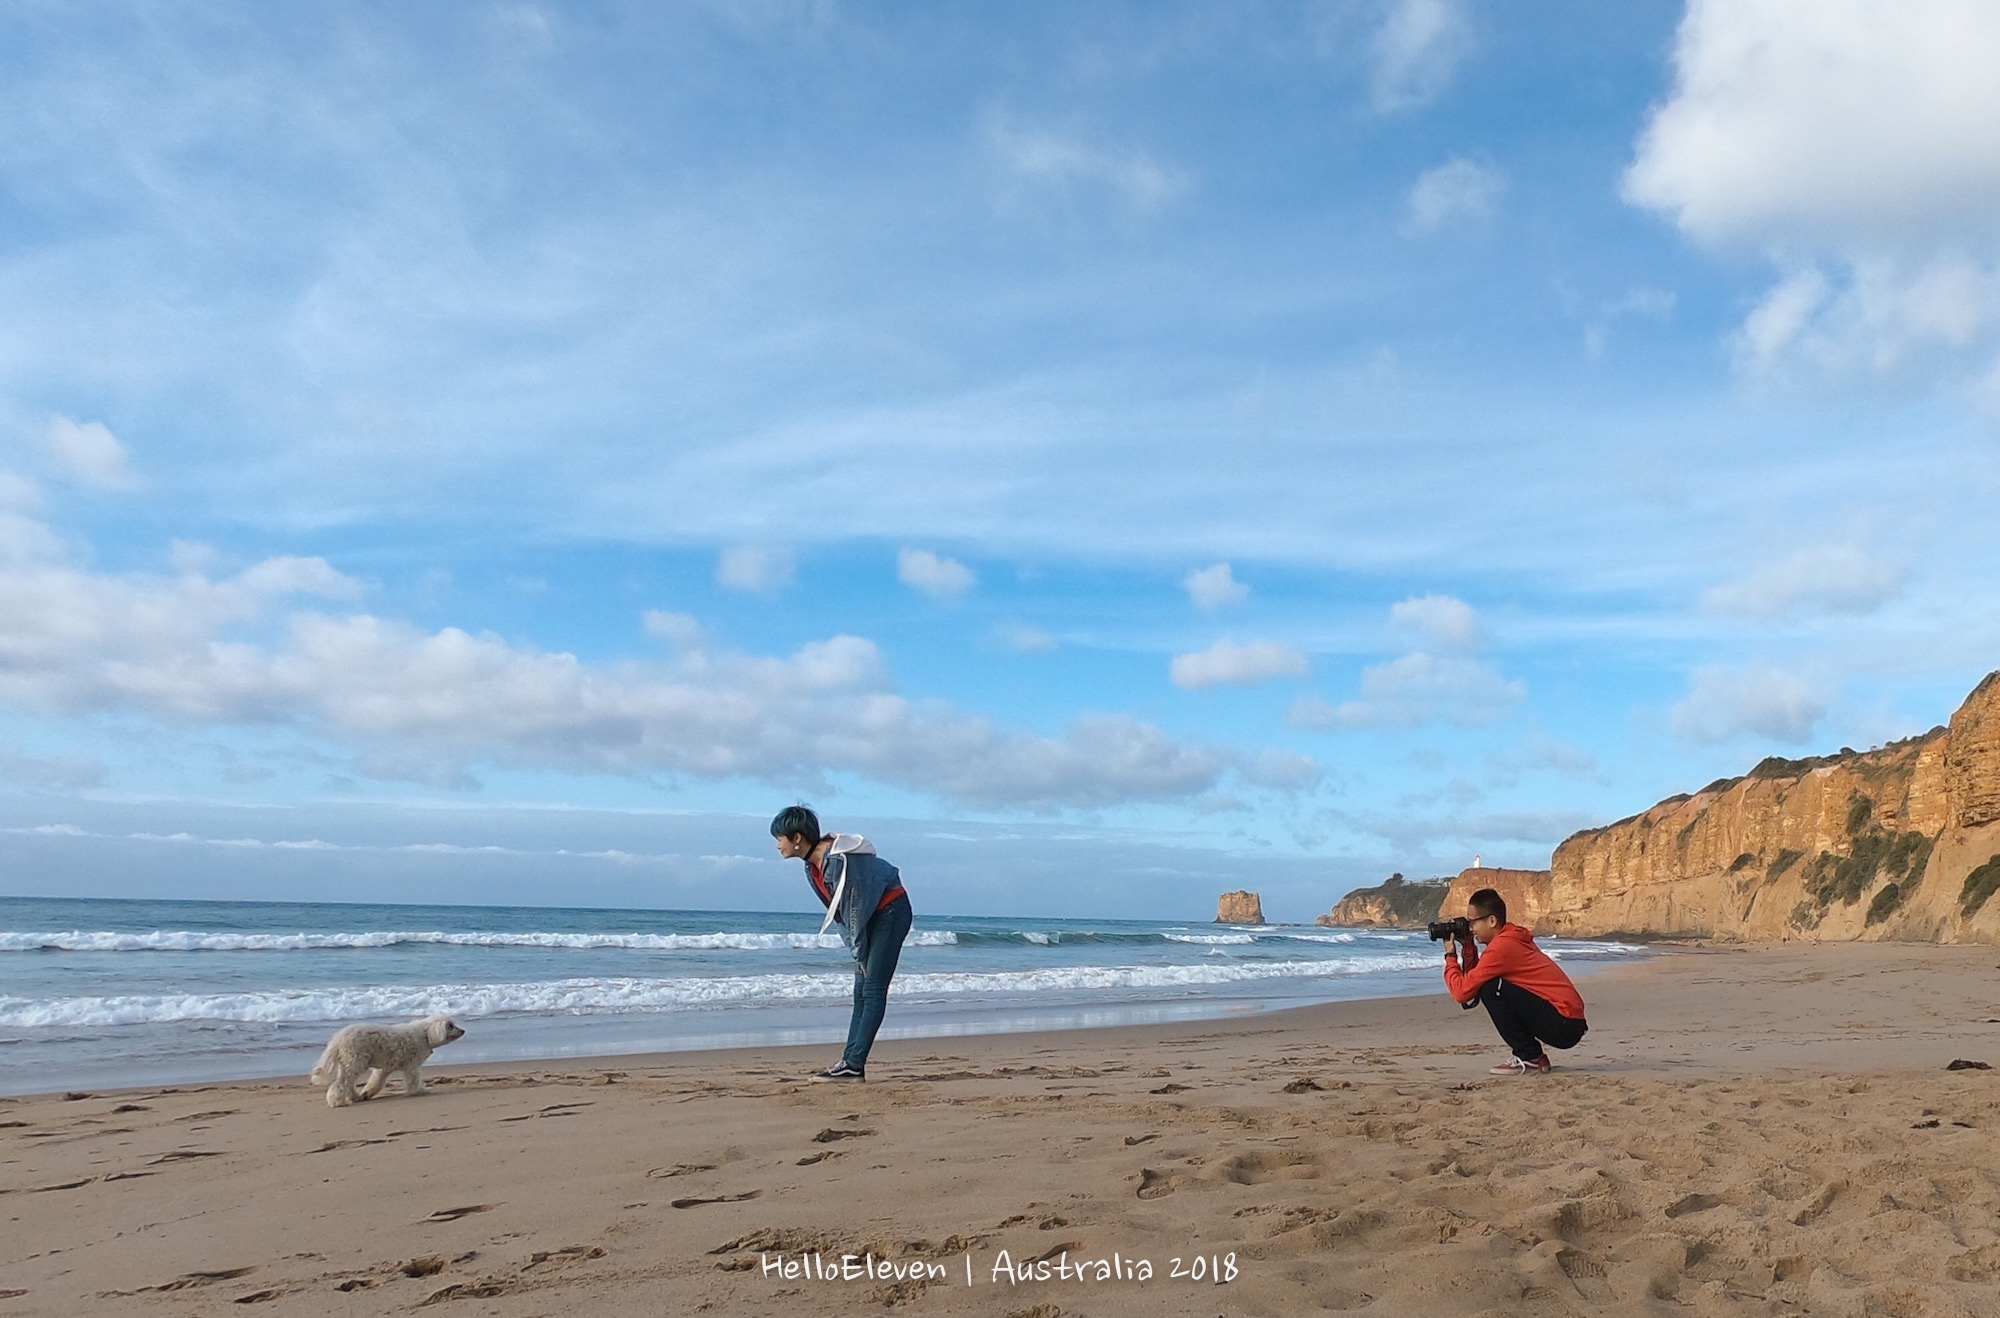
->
<box><xmin>1216</xmin><ymin>890</ymin><xmax>1264</xmax><ymax>924</ymax></box>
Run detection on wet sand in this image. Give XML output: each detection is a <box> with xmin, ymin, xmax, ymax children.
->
<box><xmin>5</xmin><ymin>941</ymin><xmax>2000</xmax><ymax>1316</ymax></box>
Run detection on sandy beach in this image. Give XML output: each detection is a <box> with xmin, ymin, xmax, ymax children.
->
<box><xmin>6</xmin><ymin>941</ymin><xmax>2000</xmax><ymax>1317</ymax></box>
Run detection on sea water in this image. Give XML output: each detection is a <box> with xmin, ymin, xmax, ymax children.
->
<box><xmin>0</xmin><ymin>896</ymin><xmax>1647</xmax><ymax>1094</ymax></box>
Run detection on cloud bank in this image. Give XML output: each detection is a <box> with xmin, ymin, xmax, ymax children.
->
<box><xmin>1627</xmin><ymin>0</ymin><xmax>2000</xmax><ymax>387</ymax></box>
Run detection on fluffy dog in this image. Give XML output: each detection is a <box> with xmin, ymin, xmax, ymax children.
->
<box><xmin>311</xmin><ymin>1015</ymin><xmax>465</xmax><ymax>1108</ymax></box>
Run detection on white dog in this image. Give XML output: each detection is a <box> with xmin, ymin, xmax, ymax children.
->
<box><xmin>311</xmin><ymin>1015</ymin><xmax>465</xmax><ymax>1108</ymax></box>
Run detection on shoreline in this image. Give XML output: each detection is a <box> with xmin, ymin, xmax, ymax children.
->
<box><xmin>2</xmin><ymin>942</ymin><xmax>1653</xmax><ymax>1101</ymax></box>
<box><xmin>7</xmin><ymin>942</ymin><xmax>2000</xmax><ymax>1315</ymax></box>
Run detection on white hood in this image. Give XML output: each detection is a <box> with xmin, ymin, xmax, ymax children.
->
<box><xmin>817</xmin><ymin>834</ymin><xmax>875</xmax><ymax>933</ymax></box>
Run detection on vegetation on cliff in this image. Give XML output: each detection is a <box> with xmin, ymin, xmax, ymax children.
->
<box><xmin>1783</xmin><ymin>793</ymin><xmax>1937</xmax><ymax>932</ymax></box>
<box><xmin>1320</xmin><ymin>873</ymin><xmax>1450</xmax><ymax>928</ymax></box>
<box><xmin>1543</xmin><ymin>670</ymin><xmax>2000</xmax><ymax>943</ymax></box>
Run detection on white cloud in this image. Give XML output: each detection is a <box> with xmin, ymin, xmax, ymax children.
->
<box><xmin>1406</xmin><ymin>158</ymin><xmax>1505</xmax><ymax>231</ymax></box>
<box><xmin>0</xmin><ymin>515</ymin><xmax>1243</xmax><ymax>811</ymax></box>
<box><xmin>1702</xmin><ymin>545</ymin><xmax>1905</xmax><ymax>619</ymax></box>
<box><xmin>1183</xmin><ymin>563</ymin><xmax>1250</xmax><ymax>610</ymax></box>
<box><xmin>1626</xmin><ymin>0</ymin><xmax>2000</xmax><ymax>249</ymax></box>
<box><xmin>1370</xmin><ymin>0</ymin><xmax>1473</xmax><ymax>112</ymax></box>
<box><xmin>1243</xmin><ymin>749</ymin><xmax>1324</xmax><ymax>792</ymax></box>
<box><xmin>996</xmin><ymin>623</ymin><xmax>1057</xmax><ymax>653</ymax></box>
<box><xmin>985</xmin><ymin>111</ymin><xmax>1190</xmax><ymax>210</ymax></box>
<box><xmin>1170</xmin><ymin>640</ymin><xmax>1311</xmax><ymax>691</ymax></box>
<box><xmin>1626</xmin><ymin>0</ymin><xmax>2000</xmax><ymax>385</ymax></box>
<box><xmin>898</xmin><ymin>548</ymin><xmax>976</xmax><ymax>599</ymax></box>
<box><xmin>1290</xmin><ymin>651</ymin><xmax>1523</xmax><ymax>729</ymax></box>
<box><xmin>0</xmin><ymin>471</ymin><xmax>38</xmax><ymax>510</ymax></box>
<box><xmin>1389</xmin><ymin>593</ymin><xmax>1481</xmax><ymax>651</ymax></box>
<box><xmin>42</xmin><ymin>417</ymin><xmax>139</xmax><ymax>491</ymax></box>
<box><xmin>642</xmin><ymin>610</ymin><xmax>704</xmax><ymax>649</ymax></box>
<box><xmin>1670</xmin><ymin>663</ymin><xmax>1830</xmax><ymax>745</ymax></box>
<box><xmin>0</xmin><ymin>745</ymin><xmax>104</xmax><ymax>790</ymax></box>
<box><xmin>716</xmin><ymin>545</ymin><xmax>795</xmax><ymax>594</ymax></box>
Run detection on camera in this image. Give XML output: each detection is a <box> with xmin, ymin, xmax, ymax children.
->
<box><xmin>1426</xmin><ymin>916</ymin><xmax>1471</xmax><ymax>942</ymax></box>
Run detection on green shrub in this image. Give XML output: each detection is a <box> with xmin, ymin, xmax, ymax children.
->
<box><xmin>1846</xmin><ymin>795</ymin><xmax>1873</xmax><ymax>835</ymax></box>
<box><xmin>1802</xmin><ymin>828</ymin><xmax>1939</xmax><ymax>909</ymax></box>
<box><xmin>1727</xmin><ymin>852</ymin><xmax>1757</xmax><ymax>874</ymax></box>
<box><xmin>1766</xmin><ymin>849</ymin><xmax>1804</xmax><ymax>884</ymax></box>
<box><xmin>1961</xmin><ymin>855</ymin><xmax>2000</xmax><ymax>918</ymax></box>
<box><xmin>1864</xmin><ymin>882</ymin><xmax>1903</xmax><ymax>926</ymax></box>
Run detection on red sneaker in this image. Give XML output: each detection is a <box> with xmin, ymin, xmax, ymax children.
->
<box><xmin>1489</xmin><ymin>1055</ymin><xmax>1552</xmax><ymax>1075</ymax></box>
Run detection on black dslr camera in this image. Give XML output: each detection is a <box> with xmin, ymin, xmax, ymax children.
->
<box><xmin>1426</xmin><ymin>916</ymin><xmax>1472</xmax><ymax>942</ymax></box>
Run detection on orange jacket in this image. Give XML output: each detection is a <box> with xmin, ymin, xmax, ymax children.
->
<box><xmin>1444</xmin><ymin>924</ymin><xmax>1585</xmax><ymax>1020</ymax></box>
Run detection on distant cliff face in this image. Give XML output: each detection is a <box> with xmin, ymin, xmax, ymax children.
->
<box><xmin>1441</xmin><ymin>868</ymin><xmax>1553</xmax><ymax>930</ymax></box>
<box><xmin>1216</xmin><ymin>890</ymin><xmax>1265</xmax><ymax>924</ymax></box>
<box><xmin>1539</xmin><ymin>670</ymin><xmax>2000</xmax><ymax>943</ymax></box>
<box><xmin>1318</xmin><ymin>876</ymin><xmax>1449</xmax><ymax>928</ymax></box>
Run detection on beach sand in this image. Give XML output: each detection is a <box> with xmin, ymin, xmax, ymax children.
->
<box><xmin>6</xmin><ymin>941</ymin><xmax>2000</xmax><ymax>1317</ymax></box>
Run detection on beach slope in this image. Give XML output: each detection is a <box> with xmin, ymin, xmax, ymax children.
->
<box><xmin>5</xmin><ymin>942</ymin><xmax>2000</xmax><ymax>1316</ymax></box>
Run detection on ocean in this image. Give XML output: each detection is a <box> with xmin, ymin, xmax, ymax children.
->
<box><xmin>0</xmin><ymin>896</ymin><xmax>1647</xmax><ymax>1095</ymax></box>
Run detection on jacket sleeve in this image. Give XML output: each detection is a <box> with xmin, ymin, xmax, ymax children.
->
<box><xmin>1444</xmin><ymin>938</ymin><xmax>1513</xmax><ymax>1006</ymax></box>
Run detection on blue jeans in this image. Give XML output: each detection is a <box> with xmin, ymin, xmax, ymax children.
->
<box><xmin>843</xmin><ymin>895</ymin><xmax>912</xmax><ymax>1071</ymax></box>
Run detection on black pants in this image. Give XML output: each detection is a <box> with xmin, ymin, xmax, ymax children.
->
<box><xmin>1480</xmin><ymin>979</ymin><xmax>1587</xmax><ymax>1062</ymax></box>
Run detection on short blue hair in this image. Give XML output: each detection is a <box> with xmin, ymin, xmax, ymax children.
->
<box><xmin>770</xmin><ymin>804</ymin><xmax>821</xmax><ymax>843</ymax></box>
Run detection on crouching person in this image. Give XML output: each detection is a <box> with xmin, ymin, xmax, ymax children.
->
<box><xmin>1443</xmin><ymin>887</ymin><xmax>1587</xmax><ymax>1075</ymax></box>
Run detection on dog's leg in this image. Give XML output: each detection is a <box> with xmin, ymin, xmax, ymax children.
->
<box><xmin>326</xmin><ymin>1066</ymin><xmax>355</xmax><ymax>1108</ymax></box>
<box><xmin>402</xmin><ymin>1066</ymin><xmax>425</xmax><ymax>1095</ymax></box>
<box><xmin>358</xmin><ymin>1067</ymin><xmax>387</xmax><ymax>1100</ymax></box>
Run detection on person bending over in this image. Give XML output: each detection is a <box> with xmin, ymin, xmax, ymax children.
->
<box><xmin>1443</xmin><ymin>887</ymin><xmax>1587</xmax><ymax>1075</ymax></box>
<box><xmin>771</xmin><ymin>805</ymin><xmax>913</xmax><ymax>1083</ymax></box>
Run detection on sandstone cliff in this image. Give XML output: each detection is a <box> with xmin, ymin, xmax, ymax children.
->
<box><xmin>1216</xmin><ymin>890</ymin><xmax>1264</xmax><ymax>924</ymax></box>
<box><xmin>1538</xmin><ymin>670</ymin><xmax>2000</xmax><ymax>943</ymax></box>
<box><xmin>1441</xmin><ymin>867</ymin><xmax>1553</xmax><ymax>931</ymax></box>
<box><xmin>1317</xmin><ymin>875</ymin><xmax>1450</xmax><ymax>928</ymax></box>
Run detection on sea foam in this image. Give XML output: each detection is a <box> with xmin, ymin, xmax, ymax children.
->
<box><xmin>0</xmin><ymin>952</ymin><xmax>1443</xmax><ymax>1028</ymax></box>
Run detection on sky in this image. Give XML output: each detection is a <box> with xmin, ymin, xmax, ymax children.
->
<box><xmin>3</xmin><ymin>0</ymin><xmax>2000</xmax><ymax>922</ymax></box>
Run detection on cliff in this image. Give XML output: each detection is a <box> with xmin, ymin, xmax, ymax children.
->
<box><xmin>1216</xmin><ymin>890</ymin><xmax>1264</xmax><ymax>924</ymax></box>
<box><xmin>1317</xmin><ymin>875</ymin><xmax>1450</xmax><ymax>928</ymax></box>
<box><xmin>1539</xmin><ymin>669</ymin><xmax>2000</xmax><ymax>943</ymax></box>
<box><xmin>1441</xmin><ymin>867</ymin><xmax>1553</xmax><ymax>930</ymax></box>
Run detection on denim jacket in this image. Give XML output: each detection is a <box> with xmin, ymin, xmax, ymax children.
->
<box><xmin>815</xmin><ymin>834</ymin><xmax>906</xmax><ymax>965</ymax></box>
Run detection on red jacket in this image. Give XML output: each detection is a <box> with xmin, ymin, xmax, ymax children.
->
<box><xmin>1444</xmin><ymin>923</ymin><xmax>1585</xmax><ymax>1020</ymax></box>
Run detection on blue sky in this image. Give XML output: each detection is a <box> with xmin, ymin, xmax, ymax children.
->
<box><xmin>3</xmin><ymin>0</ymin><xmax>1999</xmax><ymax>921</ymax></box>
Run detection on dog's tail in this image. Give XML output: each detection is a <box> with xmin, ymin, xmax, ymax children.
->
<box><xmin>309</xmin><ymin>1036</ymin><xmax>342</xmax><ymax>1085</ymax></box>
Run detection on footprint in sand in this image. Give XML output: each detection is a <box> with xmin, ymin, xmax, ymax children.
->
<box><xmin>421</xmin><ymin>1204</ymin><xmax>498</xmax><ymax>1222</ymax></box>
<box><xmin>1136</xmin><ymin>1169</ymin><xmax>1176</xmax><ymax>1199</ymax></box>
<box><xmin>1123</xmin><ymin>1133</ymin><xmax>1158</xmax><ymax>1146</ymax></box>
<box><xmin>499</xmin><ymin>1102</ymin><xmax>593</xmax><ymax>1122</ymax></box>
<box><xmin>646</xmin><ymin>1163</ymin><xmax>719</xmax><ymax>1178</ymax></box>
<box><xmin>123</xmin><ymin>1266</ymin><xmax>258</xmax><ymax>1294</ymax></box>
<box><xmin>1663</xmin><ymin>1193</ymin><xmax>1721</xmax><ymax>1218</ymax></box>
<box><xmin>812</xmin><ymin>1127</ymin><xmax>876</xmax><ymax>1143</ymax></box>
<box><xmin>671</xmin><ymin>1191</ymin><xmax>763</xmax><ymax>1209</ymax></box>
<box><xmin>1218</xmin><ymin>1150</ymin><xmax>1322</xmax><ymax>1185</ymax></box>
